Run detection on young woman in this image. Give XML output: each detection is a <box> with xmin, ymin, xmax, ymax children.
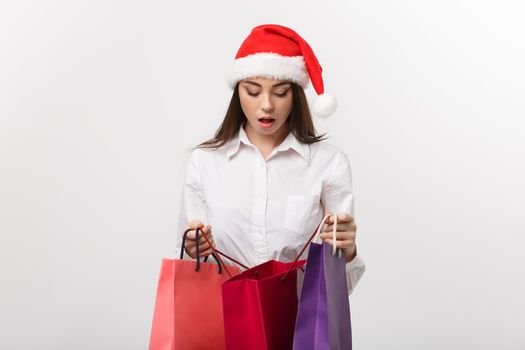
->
<box><xmin>175</xmin><ymin>24</ymin><xmax>365</xmax><ymax>294</ymax></box>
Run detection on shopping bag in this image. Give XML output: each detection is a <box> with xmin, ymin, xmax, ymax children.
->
<box><xmin>220</xmin><ymin>259</ymin><xmax>307</xmax><ymax>350</ymax></box>
<box><xmin>148</xmin><ymin>228</ymin><xmax>241</xmax><ymax>350</ymax></box>
<box><xmin>292</xmin><ymin>213</ymin><xmax>352</xmax><ymax>350</ymax></box>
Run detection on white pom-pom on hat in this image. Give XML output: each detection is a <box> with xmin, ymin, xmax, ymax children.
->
<box><xmin>311</xmin><ymin>92</ymin><xmax>337</xmax><ymax>119</ymax></box>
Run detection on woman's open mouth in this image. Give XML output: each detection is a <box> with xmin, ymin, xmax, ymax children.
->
<box><xmin>258</xmin><ymin>117</ymin><xmax>275</xmax><ymax>128</ymax></box>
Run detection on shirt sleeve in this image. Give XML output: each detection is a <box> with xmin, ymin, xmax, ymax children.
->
<box><xmin>174</xmin><ymin>148</ymin><xmax>210</xmax><ymax>260</ymax></box>
<box><xmin>321</xmin><ymin>151</ymin><xmax>366</xmax><ymax>295</ymax></box>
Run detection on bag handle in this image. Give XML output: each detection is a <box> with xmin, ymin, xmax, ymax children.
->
<box><xmin>281</xmin><ymin>212</ymin><xmax>342</xmax><ymax>280</ymax></box>
<box><xmin>314</xmin><ymin>213</ymin><xmax>342</xmax><ymax>257</ymax></box>
<box><xmin>181</xmin><ymin>228</ymin><xmax>223</xmax><ymax>274</ymax></box>
<box><xmin>196</xmin><ymin>228</ymin><xmax>250</xmax><ymax>278</ymax></box>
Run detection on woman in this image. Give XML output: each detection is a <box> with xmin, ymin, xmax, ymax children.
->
<box><xmin>175</xmin><ymin>24</ymin><xmax>365</xmax><ymax>294</ymax></box>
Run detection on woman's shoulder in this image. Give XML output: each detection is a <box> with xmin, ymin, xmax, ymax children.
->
<box><xmin>309</xmin><ymin>138</ymin><xmax>350</xmax><ymax>161</ymax></box>
<box><xmin>182</xmin><ymin>142</ymin><xmax>228</xmax><ymax>165</ymax></box>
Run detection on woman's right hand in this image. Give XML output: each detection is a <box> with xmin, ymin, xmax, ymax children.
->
<box><xmin>184</xmin><ymin>219</ymin><xmax>214</xmax><ymax>258</ymax></box>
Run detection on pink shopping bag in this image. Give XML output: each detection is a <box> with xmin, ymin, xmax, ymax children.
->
<box><xmin>148</xmin><ymin>228</ymin><xmax>240</xmax><ymax>350</ymax></box>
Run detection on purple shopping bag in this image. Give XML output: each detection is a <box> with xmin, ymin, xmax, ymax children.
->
<box><xmin>292</xmin><ymin>213</ymin><xmax>352</xmax><ymax>350</ymax></box>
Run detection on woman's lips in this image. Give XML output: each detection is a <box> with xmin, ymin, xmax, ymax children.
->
<box><xmin>258</xmin><ymin>117</ymin><xmax>275</xmax><ymax>128</ymax></box>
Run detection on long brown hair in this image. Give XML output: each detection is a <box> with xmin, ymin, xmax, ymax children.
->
<box><xmin>195</xmin><ymin>81</ymin><xmax>329</xmax><ymax>150</ymax></box>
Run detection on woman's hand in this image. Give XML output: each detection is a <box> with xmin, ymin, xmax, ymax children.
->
<box><xmin>184</xmin><ymin>219</ymin><xmax>214</xmax><ymax>258</ymax></box>
<box><xmin>318</xmin><ymin>212</ymin><xmax>357</xmax><ymax>263</ymax></box>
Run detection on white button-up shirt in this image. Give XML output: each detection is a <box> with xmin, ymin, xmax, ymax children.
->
<box><xmin>175</xmin><ymin>125</ymin><xmax>365</xmax><ymax>295</ymax></box>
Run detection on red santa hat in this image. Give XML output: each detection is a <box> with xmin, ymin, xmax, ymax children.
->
<box><xmin>226</xmin><ymin>24</ymin><xmax>337</xmax><ymax>118</ymax></box>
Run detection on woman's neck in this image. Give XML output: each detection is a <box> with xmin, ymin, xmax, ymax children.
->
<box><xmin>244</xmin><ymin>123</ymin><xmax>290</xmax><ymax>159</ymax></box>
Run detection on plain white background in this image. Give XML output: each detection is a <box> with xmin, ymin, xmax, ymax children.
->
<box><xmin>1</xmin><ymin>0</ymin><xmax>524</xmax><ymax>349</ymax></box>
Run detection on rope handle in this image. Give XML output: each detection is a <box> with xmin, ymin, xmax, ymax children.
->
<box><xmin>196</xmin><ymin>228</ymin><xmax>250</xmax><ymax>277</ymax></box>
<box><xmin>180</xmin><ymin>228</ymin><xmax>223</xmax><ymax>274</ymax></box>
<box><xmin>281</xmin><ymin>212</ymin><xmax>342</xmax><ymax>280</ymax></box>
<box><xmin>314</xmin><ymin>213</ymin><xmax>342</xmax><ymax>258</ymax></box>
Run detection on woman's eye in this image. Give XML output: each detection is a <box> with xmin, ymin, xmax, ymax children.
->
<box><xmin>246</xmin><ymin>90</ymin><xmax>288</xmax><ymax>97</ymax></box>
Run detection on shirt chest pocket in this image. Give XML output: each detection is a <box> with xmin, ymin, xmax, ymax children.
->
<box><xmin>284</xmin><ymin>194</ymin><xmax>322</xmax><ymax>234</ymax></box>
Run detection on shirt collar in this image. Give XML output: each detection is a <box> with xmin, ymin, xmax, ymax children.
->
<box><xmin>225</xmin><ymin>125</ymin><xmax>310</xmax><ymax>162</ymax></box>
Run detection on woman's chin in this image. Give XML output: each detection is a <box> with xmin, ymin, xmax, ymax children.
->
<box><xmin>247</xmin><ymin>119</ymin><xmax>287</xmax><ymax>137</ymax></box>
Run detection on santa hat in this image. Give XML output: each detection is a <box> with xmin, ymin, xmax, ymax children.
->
<box><xmin>226</xmin><ymin>24</ymin><xmax>337</xmax><ymax>118</ymax></box>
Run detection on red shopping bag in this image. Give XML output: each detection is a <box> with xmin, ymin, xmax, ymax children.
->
<box><xmin>211</xmin><ymin>217</ymin><xmax>332</xmax><ymax>350</ymax></box>
<box><xmin>220</xmin><ymin>259</ymin><xmax>306</xmax><ymax>350</ymax></box>
<box><xmin>148</xmin><ymin>228</ymin><xmax>241</xmax><ymax>350</ymax></box>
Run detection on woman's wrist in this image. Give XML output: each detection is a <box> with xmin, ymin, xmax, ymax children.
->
<box><xmin>345</xmin><ymin>247</ymin><xmax>357</xmax><ymax>263</ymax></box>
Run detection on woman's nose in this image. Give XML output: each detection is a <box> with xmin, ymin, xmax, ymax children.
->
<box><xmin>261</xmin><ymin>94</ymin><xmax>274</xmax><ymax>112</ymax></box>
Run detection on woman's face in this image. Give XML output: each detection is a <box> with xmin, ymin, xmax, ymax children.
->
<box><xmin>238</xmin><ymin>77</ymin><xmax>294</xmax><ymax>138</ymax></box>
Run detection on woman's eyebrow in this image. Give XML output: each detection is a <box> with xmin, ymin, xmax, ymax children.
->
<box><xmin>243</xmin><ymin>81</ymin><xmax>292</xmax><ymax>88</ymax></box>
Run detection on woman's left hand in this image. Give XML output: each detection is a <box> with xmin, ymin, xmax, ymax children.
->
<box><xmin>319</xmin><ymin>212</ymin><xmax>357</xmax><ymax>263</ymax></box>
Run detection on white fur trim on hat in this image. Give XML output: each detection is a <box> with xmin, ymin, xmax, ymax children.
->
<box><xmin>227</xmin><ymin>53</ymin><xmax>310</xmax><ymax>88</ymax></box>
